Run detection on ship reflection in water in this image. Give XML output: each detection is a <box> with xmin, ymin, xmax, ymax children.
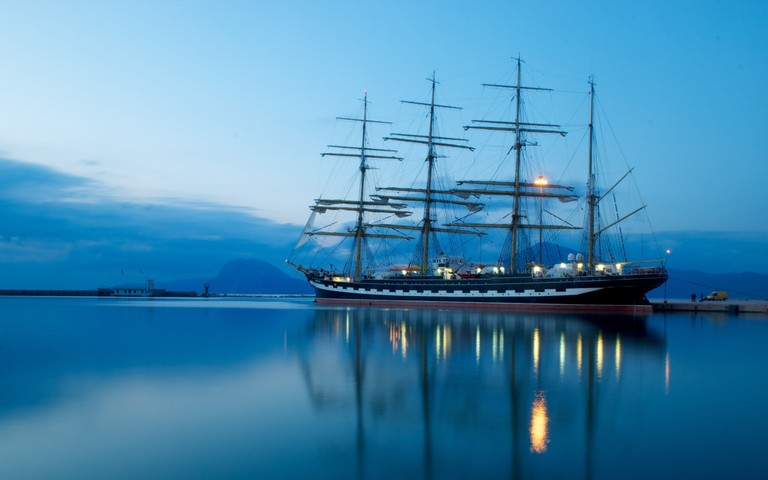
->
<box><xmin>301</xmin><ymin>306</ymin><xmax>665</xmax><ymax>479</ymax></box>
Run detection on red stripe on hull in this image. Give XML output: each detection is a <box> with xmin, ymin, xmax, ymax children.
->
<box><xmin>314</xmin><ymin>296</ymin><xmax>653</xmax><ymax>314</ymax></box>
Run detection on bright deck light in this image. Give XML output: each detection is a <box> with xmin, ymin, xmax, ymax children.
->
<box><xmin>533</xmin><ymin>175</ymin><xmax>549</xmax><ymax>186</ymax></box>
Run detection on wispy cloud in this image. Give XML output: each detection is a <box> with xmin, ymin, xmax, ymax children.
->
<box><xmin>0</xmin><ymin>158</ymin><xmax>301</xmax><ymax>289</ymax></box>
<box><xmin>0</xmin><ymin>236</ymin><xmax>72</xmax><ymax>263</ymax></box>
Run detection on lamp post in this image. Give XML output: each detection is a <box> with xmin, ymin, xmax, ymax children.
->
<box><xmin>664</xmin><ymin>249</ymin><xmax>671</xmax><ymax>303</ymax></box>
<box><xmin>534</xmin><ymin>175</ymin><xmax>548</xmax><ymax>265</ymax></box>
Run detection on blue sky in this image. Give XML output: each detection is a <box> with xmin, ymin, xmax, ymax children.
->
<box><xmin>0</xmin><ymin>1</ymin><xmax>766</xmax><ymax>286</ymax></box>
<box><xmin>0</xmin><ymin>157</ymin><xmax>299</xmax><ymax>288</ymax></box>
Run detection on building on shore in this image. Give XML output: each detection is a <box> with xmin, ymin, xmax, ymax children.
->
<box><xmin>110</xmin><ymin>279</ymin><xmax>166</xmax><ymax>297</ymax></box>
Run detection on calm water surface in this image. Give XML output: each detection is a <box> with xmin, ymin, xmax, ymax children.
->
<box><xmin>0</xmin><ymin>297</ymin><xmax>766</xmax><ymax>479</ymax></box>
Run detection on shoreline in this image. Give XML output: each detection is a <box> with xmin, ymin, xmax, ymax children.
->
<box><xmin>650</xmin><ymin>298</ymin><xmax>768</xmax><ymax>314</ymax></box>
<box><xmin>1</xmin><ymin>290</ymin><xmax>766</xmax><ymax>315</ymax></box>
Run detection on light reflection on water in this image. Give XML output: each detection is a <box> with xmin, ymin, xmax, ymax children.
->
<box><xmin>529</xmin><ymin>391</ymin><xmax>549</xmax><ymax>454</ymax></box>
<box><xmin>0</xmin><ymin>297</ymin><xmax>767</xmax><ymax>479</ymax></box>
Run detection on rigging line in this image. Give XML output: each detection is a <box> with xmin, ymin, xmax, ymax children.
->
<box><xmin>460</xmin><ymin>133</ymin><xmax>492</xmax><ymax>180</ymax></box>
<box><xmin>527</xmin><ymin>64</ymin><xmax>588</xmax><ymax>86</ymax></box>
<box><xmin>593</xmin><ymin>93</ymin><xmax>651</xmax><ymax>209</ymax></box>
<box><xmin>547</xmin><ymin>91</ymin><xmax>591</xmax><ymax>185</ymax></box>
<box><xmin>485</xmin><ymin>136</ymin><xmax>516</xmax><ymax>181</ymax></box>
<box><xmin>447</xmin><ymin>59</ymin><xmax>516</xmax><ymax>85</ymax></box>
<box><xmin>314</xmin><ymin>239</ymin><xmax>340</xmax><ymax>272</ymax></box>
<box><xmin>543</xmin><ymin>208</ymin><xmax>577</xmax><ymax>228</ymax></box>
<box><xmin>642</xmin><ymin>206</ymin><xmax>665</xmax><ymax>259</ymax></box>
<box><xmin>595</xmin><ymin>94</ymin><xmax>633</xmax><ymax>170</ymax></box>
<box><xmin>562</xmin><ymin>90</ymin><xmax>590</xmax><ymax>131</ymax></box>
<box><xmin>554</xmin><ymin>107</ymin><xmax>591</xmax><ymax>185</ymax></box>
<box><xmin>593</xmin><ymin>94</ymin><xmax>662</xmax><ymax>258</ymax></box>
<box><xmin>557</xmin><ymin>89</ymin><xmax>595</xmax><ymax>95</ymax></box>
<box><xmin>478</xmin><ymin>83</ymin><xmax>518</xmax><ymax>118</ymax></box>
<box><xmin>555</xmin><ymin>127</ymin><xmax>588</xmax><ymax>187</ymax></box>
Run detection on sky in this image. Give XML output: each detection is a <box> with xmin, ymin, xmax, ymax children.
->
<box><xmin>0</xmin><ymin>0</ymin><xmax>766</xmax><ymax>287</ymax></box>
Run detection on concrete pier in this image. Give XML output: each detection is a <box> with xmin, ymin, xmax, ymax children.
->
<box><xmin>651</xmin><ymin>299</ymin><xmax>768</xmax><ymax>315</ymax></box>
<box><xmin>0</xmin><ymin>289</ymin><xmax>197</xmax><ymax>297</ymax></box>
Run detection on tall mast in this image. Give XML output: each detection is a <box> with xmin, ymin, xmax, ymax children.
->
<box><xmin>354</xmin><ymin>92</ymin><xmax>370</xmax><ymax>281</ymax></box>
<box><xmin>319</xmin><ymin>92</ymin><xmax>403</xmax><ymax>281</ymax></box>
<box><xmin>586</xmin><ymin>78</ymin><xmax>596</xmax><ymax>270</ymax></box>
<box><xmin>582</xmin><ymin>78</ymin><xmax>647</xmax><ymax>268</ymax></box>
<box><xmin>385</xmin><ymin>73</ymin><xmax>474</xmax><ymax>275</ymax></box>
<box><xmin>422</xmin><ymin>75</ymin><xmax>437</xmax><ymax>275</ymax></box>
<box><xmin>510</xmin><ymin>57</ymin><xmax>523</xmax><ymax>272</ymax></box>
<box><xmin>463</xmin><ymin>57</ymin><xmax>566</xmax><ymax>272</ymax></box>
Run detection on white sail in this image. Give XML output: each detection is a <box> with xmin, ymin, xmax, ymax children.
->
<box><xmin>293</xmin><ymin>210</ymin><xmax>317</xmax><ymax>249</ymax></box>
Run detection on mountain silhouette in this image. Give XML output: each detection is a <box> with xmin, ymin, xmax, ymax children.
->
<box><xmin>161</xmin><ymin>258</ymin><xmax>311</xmax><ymax>295</ymax></box>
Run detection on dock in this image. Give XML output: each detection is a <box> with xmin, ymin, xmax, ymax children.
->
<box><xmin>0</xmin><ymin>289</ymin><xmax>198</xmax><ymax>298</ymax></box>
<box><xmin>651</xmin><ymin>299</ymin><xmax>768</xmax><ymax>315</ymax></box>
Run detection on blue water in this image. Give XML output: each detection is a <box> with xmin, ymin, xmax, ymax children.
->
<box><xmin>0</xmin><ymin>297</ymin><xmax>766</xmax><ymax>479</ymax></box>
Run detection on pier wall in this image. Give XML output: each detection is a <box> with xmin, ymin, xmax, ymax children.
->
<box><xmin>652</xmin><ymin>300</ymin><xmax>768</xmax><ymax>315</ymax></box>
<box><xmin>0</xmin><ymin>289</ymin><xmax>197</xmax><ymax>297</ymax></box>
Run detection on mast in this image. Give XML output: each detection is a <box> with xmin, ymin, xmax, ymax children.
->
<box><xmin>586</xmin><ymin>78</ymin><xmax>596</xmax><ymax>270</ymax></box>
<box><xmin>463</xmin><ymin>57</ymin><xmax>566</xmax><ymax>272</ymax></box>
<box><xmin>510</xmin><ymin>58</ymin><xmax>523</xmax><ymax>272</ymax></box>
<box><xmin>385</xmin><ymin>73</ymin><xmax>474</xmax><ymax>275</ymax></box>
<box><xmin>354</xmin><ymin>92</ymin><xmax>370</xmax><ymax>281</ymax></box>
<box><xmin>318</xmin><ymin>92</ymin><xmax>404</xmax><ymax>281</ymax></box>
<box><xmin>582</xmin><ymin>79</ymin><xmax>646</xmax><ymax>269</ymax></box>
<box><xmin>422</xmin><ymin>76</ymin><xmax>437</xmax><ymax>275</ymax></box>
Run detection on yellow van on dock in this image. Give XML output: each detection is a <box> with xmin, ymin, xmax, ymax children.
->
<box><xmin>703</xmin><ymin>291</ymin><xmax>728</xmax><ymax>301</ymax></box>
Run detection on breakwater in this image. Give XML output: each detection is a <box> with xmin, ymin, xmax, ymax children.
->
<box><xmin>652</xmin><ymin>299</ymin><xmax>768</xmax><ymax>314</ymax></box>
<box><xmin>0</xmin><ymin>289</ymin><xmax>101</xmax><ymax>296</ymax></box>
<box><xmin>0</xmin><ymin>289</ymin><xmax>197</xmax><ymax>297</ymax></box>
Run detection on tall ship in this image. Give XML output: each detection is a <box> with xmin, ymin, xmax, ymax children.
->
<box><xmin>287</xmin><ymin>59</ymin><xmax>668</xmax><ymax>312</ymax></box>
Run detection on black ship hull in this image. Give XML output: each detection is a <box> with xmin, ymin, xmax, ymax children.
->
<box><xmin>308</xmin><ymin>271</ymin><xmax>667</xmax><ymax>313</ymax></box>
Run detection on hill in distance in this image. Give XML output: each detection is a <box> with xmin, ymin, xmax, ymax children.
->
<box><xmin>161</xmin><ymin>258</ymin><xmax>311</xmax><ymax>295</ymax></box>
